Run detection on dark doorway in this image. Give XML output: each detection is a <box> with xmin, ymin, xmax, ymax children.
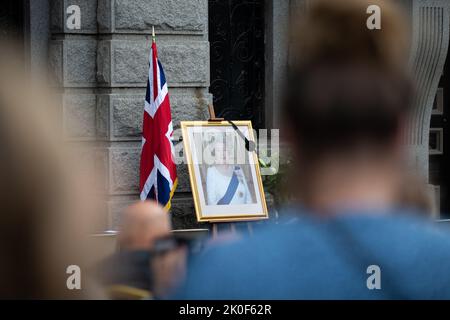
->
<box><xmin>430</xmin><ymin>59</ymin><xmax>450</xmax><ymax>219</ymax></box>
<box><xmin>208</xmin><ymin>0</ymin><xmax>265</xmax><ymax>129</ymax></box>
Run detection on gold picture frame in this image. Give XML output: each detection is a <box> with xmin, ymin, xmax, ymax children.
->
<box><xmin>181</xmin><ymin>121</ymin><xmax>268</xmax><ymax>223</ymax></box>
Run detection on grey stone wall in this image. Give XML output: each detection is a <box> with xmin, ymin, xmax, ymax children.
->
<box><xmin>49</xmin><ymin>0</ymin><xmax>210</xmax><ymax>230</ymax></box>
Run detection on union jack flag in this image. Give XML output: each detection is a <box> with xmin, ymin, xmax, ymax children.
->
<box><xmin>140</xmin><ymin>35</ymin><xmax>177</xmax><ymax>209</ymax></box>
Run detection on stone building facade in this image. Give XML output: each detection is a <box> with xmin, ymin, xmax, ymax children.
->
<box><xmin>48</xmin><ymin>0</ymin><xmax>212</xmax><ymax>230</ymax></box>
<box><xmin>45</xmin><ymin>0</ymin><xmax>295</xmax><ymax>231</ymax></box>
<box><xmin>4</xmin><ymin>0</ymin><xmax>450</xmax><ymax>228</ymax></box>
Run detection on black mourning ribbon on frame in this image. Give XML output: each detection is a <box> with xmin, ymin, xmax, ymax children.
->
<box><xmin>226</xmin><ymin>119</ymin><xmax>256</xmax><ymax>153</ymax></box>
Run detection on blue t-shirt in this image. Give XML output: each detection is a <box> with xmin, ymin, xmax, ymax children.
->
<box><xmin>175</xmin><ymin>208</ymin><xmax>450</xmax><ymax>299</ymax></box>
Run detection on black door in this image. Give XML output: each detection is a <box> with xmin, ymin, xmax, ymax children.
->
<box><xmin>208</xmin><ymin>0</ymin><xmax>265</xmax><ymax>129</ymax></box>
<box><xmin>0</xmin><ymin>1</ymin><xmax>25</xmax><ymax>40</ymax></box>
<box><xmin>430</xmin><ymin>59</ymin><xmax>450</xmax><ymax>218</ymax></box>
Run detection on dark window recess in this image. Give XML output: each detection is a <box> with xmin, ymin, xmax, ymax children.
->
<box><xmin>208</xmin><ymin>0</ymin><xmax>265</xmax><ymax>129</ymax></box>
<box><xmin>430</xmin><ymin>131</ymin><xmax>439</xmax><ymax>151</ymax></box>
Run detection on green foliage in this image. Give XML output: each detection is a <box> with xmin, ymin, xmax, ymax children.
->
<box><xmin>259</xmin><ymin>153</ymin><xmax>292</xmax><ymax>207</ymax></box>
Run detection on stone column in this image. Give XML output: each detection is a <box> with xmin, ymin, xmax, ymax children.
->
<box><xmin>265</xmin><ymin>0</ymin><xmax>290</xmax><ymax>129</ymax></box>
<box><xmin>49</xmin><ymin>0</ymin><xmax>102</xmax><ymax>230</ymax></box>
<box><xmin>286</xmin><ymin>0</ymin><xmax>450</xmax><ymax>182</ymax></box>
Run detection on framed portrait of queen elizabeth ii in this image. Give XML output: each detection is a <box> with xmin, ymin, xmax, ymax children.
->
<box><xmin>181</xmin><ymin>121</ymin><xmax>268</xmax><ymax>223</ymax></box>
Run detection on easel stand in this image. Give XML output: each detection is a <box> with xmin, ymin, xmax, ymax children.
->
<box><xmin>207</xmin><ymin>104</ymin><xmax>224</xmax><ymax>122</ymax></box>
<box><xmin>207</xmin><ymin>104</ymin><xmax>254</xmax><ymax>239</ymax></box>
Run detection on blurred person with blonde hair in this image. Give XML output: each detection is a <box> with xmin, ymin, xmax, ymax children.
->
<box><xmin>0</xmin><ymin>43</ymin><xmax>102</xmax><ymax>299</ymax></box>
<box><xmin>176</xmin><ymin>0</ymin><xmax>450</xmax><ymax>299</ymax></box>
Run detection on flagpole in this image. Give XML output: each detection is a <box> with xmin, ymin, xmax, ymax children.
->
<box><xmin>152</xmin><ymin>26</ymin><xmax>156</xmax><ymax>43</ymax></box>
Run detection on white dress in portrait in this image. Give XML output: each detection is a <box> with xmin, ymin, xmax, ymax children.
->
<box><xmin>205</xmin><ymin>165</ymin><xmax>252</xmax><ymax>205</ymax></box>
